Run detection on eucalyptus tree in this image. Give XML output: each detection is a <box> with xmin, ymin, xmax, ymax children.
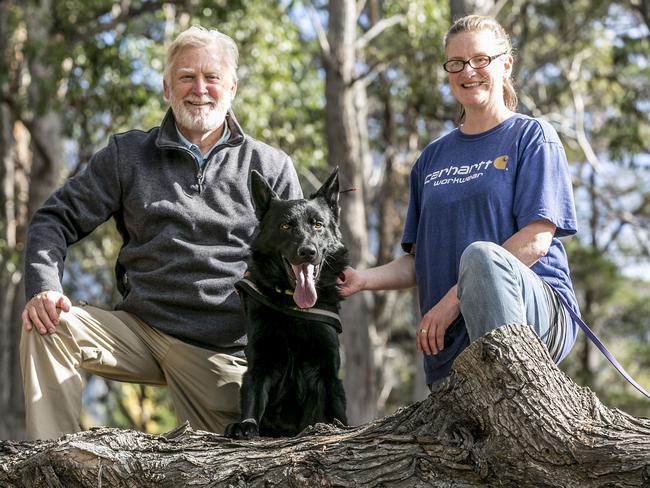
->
<box><xmin>361</xmin><ymin>0</ymin><xmax>451</xmax><ymax>408</ymax></box>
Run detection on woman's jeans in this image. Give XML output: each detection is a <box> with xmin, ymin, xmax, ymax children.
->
<box><xmin>457</xmin><ymin>241</ymin><xmax>565</xmax><ymax>361</ymax></box>
<box><xmin>429</xmin><ymin>241</ymin><xmax>566</xmax><ymax>392</ymax></box>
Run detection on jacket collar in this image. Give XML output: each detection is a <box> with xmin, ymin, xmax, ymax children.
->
<box><xmin>156</xmin><ymin>108</ymin><xmax>245</xmax><ymax>151</ymax></box>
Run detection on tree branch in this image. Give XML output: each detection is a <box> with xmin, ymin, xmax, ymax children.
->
<box><xmin>356</xmin><ymin>0</ymin><xmax>368</xmax><ymax>19</ymax></box>
<box><xmin>350</xmin><ymin>59</ymin><xmax>388</xmax><ymax>87</ymax></box>
<box><xmin>59</xmin><ymin>0</ymin><xmax>189</xmax><ymax>45</ymax></box>
<box><xmin>306</xmin><ymin>1</ymin><xmax>332</xmax><ymax>69</ymax></box>
<box><xmin>0</xmin><ymin>92</ymin><xmax>56</xmax><ymax>180</ymax></box>
<box><xmin>567</xmin><ymin>51</ymin><xmax>604</xmax><ymax>174</ymax></box>
<box><xmin>355</xmin><ymin>14</ymin><xmax>405</xmax><ymax>52</ymax></box>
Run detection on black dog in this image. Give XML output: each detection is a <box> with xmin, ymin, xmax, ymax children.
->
<box><xmin>224</xmin><ymin>168</ymin><xmax>348</xmax><ymax>438</ymax></box>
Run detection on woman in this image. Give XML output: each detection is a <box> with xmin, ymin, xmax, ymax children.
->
<box><xmin>337</xmin><ymin>15</ymin><xmax>581</xmax><ymax>389</ymax></box>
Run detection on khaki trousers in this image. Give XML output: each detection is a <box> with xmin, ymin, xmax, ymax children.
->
<box><xmin>20</xmin><ymin>305</ymin><xmax>246</xmax><ymax>440</ymax></box>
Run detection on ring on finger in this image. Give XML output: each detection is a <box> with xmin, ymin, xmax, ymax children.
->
<box><xmin>419</xmin><ymin>328</ymin><xmax>428</xmax><ymax>335</ymax></box>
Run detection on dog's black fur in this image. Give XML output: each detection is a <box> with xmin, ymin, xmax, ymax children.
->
<box><xmin>224</xmin><ymin>168</ymin><xmax>348</xmax><ymax>439</ymax></box>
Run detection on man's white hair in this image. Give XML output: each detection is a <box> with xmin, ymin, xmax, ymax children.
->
<box><xmin>165</xmin><ymin>26</ymin><xmax>239</xmax><ymax>83</ymax></box>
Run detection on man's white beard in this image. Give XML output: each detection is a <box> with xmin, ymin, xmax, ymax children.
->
<box><xmin>171</xmin><ymin>92</ymin><xmax>232</xmax><ymax>133</ymax></box>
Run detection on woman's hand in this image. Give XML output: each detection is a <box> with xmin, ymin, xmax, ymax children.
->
<box><xmin>416</xmin><ymin>286</ymin><xmax>460</xmax><ymax>355</ymax></box>
<box><xmin>336</xmin><ymin>267</ymin><xmax>366</xmax><ymax>297</ymax></box>
<box><xmin>337</xmin><ymin>254</ymin><xmax>417</xmax><ymax>298</ymax></box>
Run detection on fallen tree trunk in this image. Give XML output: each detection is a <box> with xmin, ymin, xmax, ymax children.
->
<box><xmin>1</xmin><ymin>325</ymin><xmax>649</xmax><ymax>487</ymax></box>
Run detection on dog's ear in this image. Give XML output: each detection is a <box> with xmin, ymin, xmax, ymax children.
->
<box><xmin>310</xmin><ymin>167</ymin><xmax>340</xmax><ymax>221</ymax></box>
<box><xmin>250</xmin><ymin>170</ymin><xmax>278</xmax><ymax>220</ymax></box>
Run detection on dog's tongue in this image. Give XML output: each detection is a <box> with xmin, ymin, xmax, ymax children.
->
<box><xmin>292</xmin><ymin>263</ymin><xmax>317</xmax><ymax>309</ymax></box>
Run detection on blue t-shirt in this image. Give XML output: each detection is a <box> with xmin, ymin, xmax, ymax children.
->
<box><xmin>401</xmin><ymin>114</ymin><xmax>580</xmax><ymax>384</ymax></box>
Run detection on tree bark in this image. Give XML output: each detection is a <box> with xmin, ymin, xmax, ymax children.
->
<box><xmin>0</xmin><ymin>0</ymin><xmax>29</xmax><ymax>442</ymax></box>
<box><xmin>0</xmin><ymin>0</ymin><xmax>22</xmax><ymax>441</ymax></box>
<box><xmin>2</xmin><ymin>325</ymin><xmax>648</xmax><ymax>487</ymax></box>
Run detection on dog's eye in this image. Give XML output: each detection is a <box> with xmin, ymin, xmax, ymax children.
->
<box><xmin>314</xmin><ymin>222</ymin><xmax>323</xmax><ymax>230</ymax></box>
<box><xmin>280</xmin><ymin>223</ymin><xmax>291</xmax><ymax>230</ymax></box>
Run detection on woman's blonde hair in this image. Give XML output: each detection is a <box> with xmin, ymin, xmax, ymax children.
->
<box><xmin>444</xmin><ymin>15</ymin><xmax>518</xmax><ymax>121</ymax></box>
<box><xmin>164</xmin><ymin>26</ymin><xmax>239</xmax><ymax>84</ymax></box>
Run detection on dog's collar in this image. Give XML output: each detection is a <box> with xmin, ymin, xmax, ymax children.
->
<box><xmin>274</xmin><ymin>286</ymin><xmax>294</xmax><ymax>296</ymax></box>
<box><xmin>235</xmin><ymin>278</ymin><xmax>342</xmax><ymax>334</ymax></box>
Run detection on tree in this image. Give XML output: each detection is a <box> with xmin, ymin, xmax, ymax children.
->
<box><xmin>1</xmin><ymin>325</ymin><xmax>649</xmax><ymax>487</ymax></box>
<box><xmin>312</xmin><ymin>0</ymin><xmax>404</xmax><ymax>423</ymax></box>
<box><xmin>449</xmin><ymin>0</ymin><xmax>494</xmax><ymax>19</ymax></box>
<box><xmin>323</xmin><ymin>0</ymin><xmax>377</xmax><ymax>424</ymax></box>
<box><xmin>362</xmin><ymin>0</ymin><xmax>450</xmax><ymax>407</ymax></box>
<box><xmin>0</xmin><ymin>0</ymin><xmax>67</xmax><ymax>441</ymax></box>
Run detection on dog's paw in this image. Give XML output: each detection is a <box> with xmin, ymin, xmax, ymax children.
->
<box><xmin>224</xmin><ymin>418</ymin><xmax>260</xmax><ymax>439</ymax></box>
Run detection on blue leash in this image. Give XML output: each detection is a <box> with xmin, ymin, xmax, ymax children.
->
<box><xmin>557</xmin><ymin>294</ymin><xmax>650</xmax><ymax>399</ymax></box>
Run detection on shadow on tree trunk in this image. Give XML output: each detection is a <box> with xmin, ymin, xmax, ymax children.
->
<box><xmin>1</xmin><ymin>325</ymin><xmax>649</xmax><ymax>487</ymax></box>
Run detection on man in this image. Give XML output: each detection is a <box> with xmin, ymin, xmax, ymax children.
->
<box><xmin>20</xmin><ymin>26</ymin><xmax>302</xmax><ymax>440</ymax></box>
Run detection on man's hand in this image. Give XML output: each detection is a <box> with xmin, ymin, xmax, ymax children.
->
<box><xmin>22</xmin><ymin>291</ymin><xmax>72</xmax><ymax>335</ymax></box>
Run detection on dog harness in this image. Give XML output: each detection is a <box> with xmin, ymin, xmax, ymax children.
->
<box><xmin>234</xmin><ymin>278</ymin><xmax>343</xmax><ymax>334</ymax></box>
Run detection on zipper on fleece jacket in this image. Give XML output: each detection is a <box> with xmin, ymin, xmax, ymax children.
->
<box><xmin>183</xmin><ymin>149</ymin><xmax>206</xmax><ymax>194</ymax></box>
<box><xmin>170</xmin><ymin>141</ymin><xmax>239</xmax><ymax>194</ymax></box>
<box><xmin>192</xmin><ymin>141</ymin><xmax>234</xmax><ymax>194</ymax></box>
<box><xmin>197</xmin><ymin>169</ymin><xmax>204</xmax><ymax>193</ymax></box>
<box><xmin>169</xmin><ymin>145</ymin><xmax>204</xmax><ymax>194</ymax></box>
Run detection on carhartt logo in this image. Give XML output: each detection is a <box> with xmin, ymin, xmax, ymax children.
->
<box><xmin>424</xmin><ymin>160</ymin><xmax>493</xmax><ymax>185</ymax></box>
<box><xmin>493</xmin><ymin>155</ymin><xmax>509</xmax><ymax>170</ymax></box>
<box><xmin>423</xmin><ymin>155</ymin><xmax>509</xmax><ymax>186</ymax></box>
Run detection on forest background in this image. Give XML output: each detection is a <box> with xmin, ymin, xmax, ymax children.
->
<box><xmin>0</xmin><ymin>0</ymin><xmax>649</xmax><ymax>440</ymax></box>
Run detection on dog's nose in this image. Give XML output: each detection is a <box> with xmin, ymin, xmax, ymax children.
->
<box><xmin>298</xmin><ymin>245</ymin><xmax>317</xmax><ymax>260</ymax></box>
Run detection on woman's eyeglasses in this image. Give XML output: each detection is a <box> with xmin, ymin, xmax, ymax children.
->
<box><xmin>443</xmin><ymin>52</ymin><xmax>507</xmax><ymax>73</ymax></box>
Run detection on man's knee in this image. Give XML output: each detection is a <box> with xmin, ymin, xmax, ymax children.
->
<box><xmin>58</xmin><ymin>305</ymin><xmax>86</xmax><ymax>329</ymax></box>
<box><xmin>20</xmin><ymin>306</ymin><xmax>86</xmax><ymax>366</ymax></box>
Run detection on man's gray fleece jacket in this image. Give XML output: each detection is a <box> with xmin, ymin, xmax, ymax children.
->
<box><xmin>25</xmin><ymin>109</ymin><xmax>302</xmax><ymax>354</ymax></box>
